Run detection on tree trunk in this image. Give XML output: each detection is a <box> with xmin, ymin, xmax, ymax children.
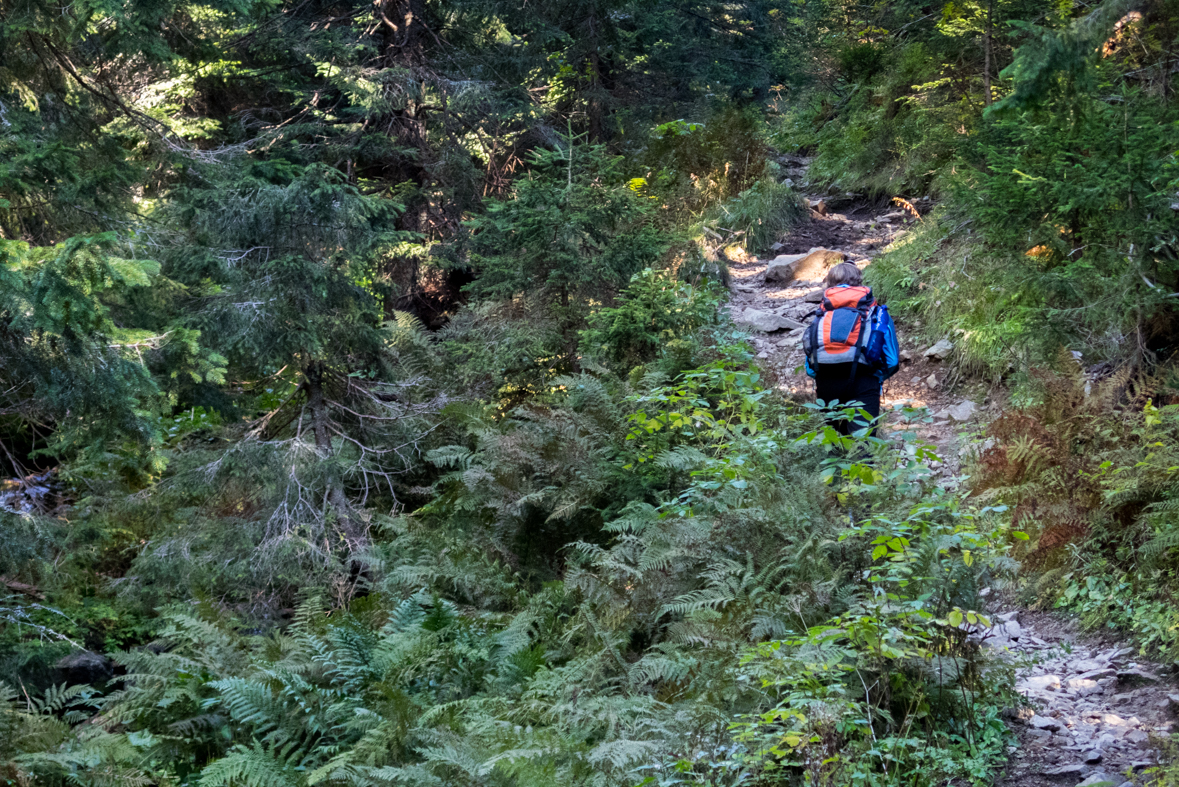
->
<box><xmin>379</xmin><ymin>0</ymin><xmax>429</xmax><ymax>67</ymax></box>
<box><xmin>585</xmin><ymin>13</ymin><xmax>606</xmax><ymax>141</ymax></box>
<box><xmin>982</xmin><ymin>0</ymin><xmax>994</xmax><ymax>108</ymax></box>
<box><xmin>304</xmin><ymin>362</ymin><xmax>367</xmax><ymax>551</ymax></box>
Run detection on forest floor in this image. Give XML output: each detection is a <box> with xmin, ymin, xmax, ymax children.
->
<box><xmin>726</xmin><ymin>169</ymin><xmax>1179</xmax><ymax>787</ymax></box>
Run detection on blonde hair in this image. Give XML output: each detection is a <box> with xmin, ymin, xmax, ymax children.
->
<box><xmin>826</xmin><ymin>262</ymin><xmax>863</xmax><ymax>287</ymax></box>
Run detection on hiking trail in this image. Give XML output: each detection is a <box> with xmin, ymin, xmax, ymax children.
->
<box><xmin>727</xmin><ymin>156</ymin><xmax>1179</xmax><ymax>787</ymax></box>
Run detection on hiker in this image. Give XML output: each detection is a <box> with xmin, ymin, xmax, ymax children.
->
<box><xmin>802</xmin><ymin>262</ymin><xmax>900</xmax><ymax>435</ymax></box>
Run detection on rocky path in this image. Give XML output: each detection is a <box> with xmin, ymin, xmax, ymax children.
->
<box><xmin>733</xmin><ymin>164</ymin><xmax>1178</xmax><ymax>785</ymax></box>
<box><xmin>726</xmin><ymin>166</ymin><xmax>986</xmax><ymax>473</ymax></box>
<box><xmin>983</xmin><ymin>610</ymin><xmax>1177</xmax><ymax>787</ymax></box>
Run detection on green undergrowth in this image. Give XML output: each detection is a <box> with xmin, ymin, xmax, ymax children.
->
<box><xmin>17</xmin><ymin>0</ymin><xmax>1179</xmax><ymax>782</ymax></box>
<box><xmin>0</xmin><ymin>270</ymin><xmax>1025</xmax><ymax>785</ymax></box>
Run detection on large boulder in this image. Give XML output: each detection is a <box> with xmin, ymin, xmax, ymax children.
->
<box><xmin>735</xmin><ymin>309</ymin><xmax>803</xmax><ymax>333</ymax></box>
<box><xmin>55</xmin><ymin>650</ymin><xmax>114</xmax><ymax>686</ymax></box>
<box><xmin>764</xmin><ymin>249</ymin><xmax>846</xmax><ymax>285</ymax></box>
<box><xmin>763</xmin><ymin>253</ymin><xmax>807</xmax><ymax>283</ymax></box>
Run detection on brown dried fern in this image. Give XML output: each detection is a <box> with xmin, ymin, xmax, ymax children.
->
<box><xmin>890</xmin><ymin>196</ymin><xmax>922</xmax><ymax>222</ymax></box>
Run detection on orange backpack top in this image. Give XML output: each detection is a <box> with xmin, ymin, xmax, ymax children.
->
<box><xmin>802</xmin><ymin>285</ymin><xmax>880</xmax><ymax>371</ymax></box>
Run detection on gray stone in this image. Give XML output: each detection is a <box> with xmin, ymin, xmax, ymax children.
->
<box><xmin>764</xmin><ymin>249</ymin><xmax>846</xmax><ymax>285</ymax></box>
<box><xmin>1022</xmin><ymin>675</ymin><xmax>1063</xmax><ymax>692</ymax></box>
<box><xmin>923</xmin><ymin>338</ymin><xmax>954</xmax><ymax>361</ymax></box>
<box><xmin>785</xmin><ymin>302</ymin><xmax>817</xmax><ymax>321</ymax></box>
<box><xmin>1075</xmin><ymin>774</ymin><xmax>1112</xmax><ymax>787</ymax></box>
<box><xmin>1124</xmin><ymin>729</ymin><xmax>1149</xmax><ymax>744</ymax></box>
<box><xmin>803</xmin><ymin>287</ymin><xmax>825</xmax><ymax>303</ymax></box>
<box><xmin>1082</xmin><ymin>749</ymin><xmax>1103</xmax><ymax>764</ymax></box>
<box><xmin>1026</xmin><ymin>728</ymin><xmax>1053</xmax><ymax>740</ymax></box>
<box><xmin>1075</xmin><ymin>667</ymin><xmax>1116</xmax><ymax>681</ymax></box>
<box><xmin>925</xmin><ymin>373</ymin><xmax>939</xmax><ymax>390</ymax></box>
<box><xmin>1097</xmin><ymin>647</ymin><xmax>1133</xmax><ymax>663</ymax></box>
<box><xmin>899</xmin><ymin>349</ymin><xmax>912</xmax><ymax>362</ymax></box>
<box><xmin>735</xmin><ymin>309</ymin><xmax>796</xmax><ymax>333</ymax></box>
<box><xmin>1044</xmin><ymin>763</ymin><xmax>1087</xmax><ymax>777</ymax></box>
<box><xmin>1065</xmin><ymin>679</ymin><xmax>1103</xmax><ymax>697</ymax></box>
<box><xmin>1029</xmin><ymin>715</ymin><xmax>1064</xmax><ymax>731</ymax></box>
<box><xmin>1116</xmin><ymin>667</ymin><xmax>1159</xmax><ymax>683</ymax></box>
<box><xmin>942</xmin><ymin>400</ymin><xmax>977</xmax><ymax>422</ymax></box>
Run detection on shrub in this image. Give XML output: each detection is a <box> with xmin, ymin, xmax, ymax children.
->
<box><xmin>581</xmin><ymin>268</ymin><xmax>722</xmax><ymax>371</ymax></box>
<box><xmin>701</xmin><ymin>176</ymin><xmax>806</xmax><ymax>255</ymax></box>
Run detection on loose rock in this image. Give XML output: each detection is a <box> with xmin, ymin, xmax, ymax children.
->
<box><xmin>735</xmin><ymin>309</ymin><xmax>796</xmax><ymax>333</ymax></box>
<box><xmin>1044</xmin><ymin>763</ymin><xmax>1087</xmax><ymax>777</ymax></box>
<box><xmin>923</xmin><ymin>338</ymin><xmax>954</xmax><ymax>361</ymax></box>
<box><xmin>1076</xmin><ymin>774</ymin><xmax>1111</xmax><ymax>787</ymax></box>
<box><xmin>1076</xmin><ymin>668</ymin><xmax>1117</xmax><ymax>682</ymax></box>
<box><xmin>1029</xmin><ymin>715</ymin><xmax>1064</xmax><ymax>731</ymax></box>
<box><xmin>1117</xmin><ymin>667</ymin><xmax>1160</xmax><ymax>683</ymax></box>
<box><xmin>938</xmin><ymin>400</ymin><xmax>977</xmax><ymax>422</ymax></box>
<box><xmin>1023</xmin><ymin>675</ymin><xmax>1063</xmax><ymax>692</ymax></box>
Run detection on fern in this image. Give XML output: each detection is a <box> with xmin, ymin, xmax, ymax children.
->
<box><xmin>199</xmin><ymin>741</ymin><xmax>303</xmax><ymax>787</ymax></box>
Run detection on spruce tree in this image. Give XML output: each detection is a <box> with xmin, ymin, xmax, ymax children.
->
<box><xmin>172</xmin><ymin>161</ymin><xmax>424</xmax><ymax>554</ymax></box>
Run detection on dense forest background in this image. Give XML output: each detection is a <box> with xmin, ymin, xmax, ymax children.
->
<box><xmin>4</xmin><ymin>0</ymin><xmax>1179</xmax><ymax>784</ymax></box>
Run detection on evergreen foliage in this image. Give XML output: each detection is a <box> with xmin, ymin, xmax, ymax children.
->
<box><xmin>10</xmin><ymin>0</ymin><xmax>1179</xmax><ymax>783</ymax></box>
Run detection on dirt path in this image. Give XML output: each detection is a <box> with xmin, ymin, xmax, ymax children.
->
<box><xmin>733</xmin><ymin>166</ymin><xmax>1178</xmax><ymax>785</ymax></box>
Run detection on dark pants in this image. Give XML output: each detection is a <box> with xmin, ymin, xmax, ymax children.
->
<box><xmin>815</xmin><ymin>369</ymin><xmax>882</xmax><ymax>436</ymax></box>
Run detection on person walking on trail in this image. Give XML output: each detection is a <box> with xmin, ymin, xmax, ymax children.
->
<box><xmin>802</xmin><ymin>262</ymin><xmax>900</xmax><ymax>435</ymax></box>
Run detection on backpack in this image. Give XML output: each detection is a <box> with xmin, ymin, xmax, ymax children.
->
<box><xmin>802</xmin><ymin>285</ymin><xmax>888</xmax><ymax>375</ymax></box>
